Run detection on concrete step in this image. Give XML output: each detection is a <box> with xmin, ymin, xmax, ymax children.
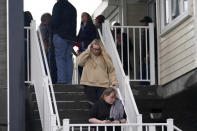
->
<box><xmin>29</xmin><ymin>84</ymin><xmax>84</xmax><ymax>93</ymax></box>
<box><xmin>31</xmin><ymin>92</ymin><xmax>87</xmax><ymax>101</ymax></box>
<box><xmin>30</xmin><ymin>119</ymin><xmax>42</xmax><ymax>131</ymax></box>
<box><xmin>32</xmin><ymin>109</ymin><xmax>90</xmax><ymax>123</ymax></box>
<box><xmin>131</xmin><ymin>85</ymin><xmax>162</xmax><ymax>100</ymax></box>
<box><xmin>32</xmin><ymin>101</ymin><xmax>90</xmax><ymax>110</ymax></box>
<box><xmin>53</xmin><ymin>84</ymin><xmax>84</xmax><ymax>92</ymax></box>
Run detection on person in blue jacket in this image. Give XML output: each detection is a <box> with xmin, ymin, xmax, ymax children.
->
<box><xmin>77</xmin><ymin>12</ymin><xmax>97</xmax><ymax>77</ymax></box>
<box><xmin>51</xmin><ymin>0</ymin><xmax>77</xmax><ymax>84</ymax></box>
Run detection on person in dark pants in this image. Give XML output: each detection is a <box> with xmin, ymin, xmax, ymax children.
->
<box><xmin>77</xmin><ymin>39</ymin><xmax>119</xmax><ymax>105</ymax></box>
<box><xmin>139</xmin><ymin>16</ymin><xmax>154</xmax><ymax>85</ymax></box>
<box><xmin>51</xmin><ymin>0</ymin><xmax>77</xmax><ymax>84</ymax></box>
<box><xmin>39</xmin><ymin>13</ymin><xmax>57</xmax><ymax>83</ymax></box>
<box><xmin>89</xmin><ymin>88</ymin><xmax>126</xmax><ymax>131</ymax></box>
<box><xmin>39</xmin><ymin>13</ymin><xmax>51</xmax><ymax>62</ymax></box>
<box><xmin>77</xmin><ymin>12</ymin><xmax>97</xmax><ymax>77</ymax></box>
<box><xmin>24</xmin><ymin>11</ymin><xmax>33</xmax><ymax>131</ymax></box>
<box><xmin>112</xmin><ymin>22</ymin><xmax>132</xmax><ymax>75</ymax></box>
<box><xmin>24</xmin><ymin>11</ymin><xmax>33</xmax><ymax>81</ymax></box>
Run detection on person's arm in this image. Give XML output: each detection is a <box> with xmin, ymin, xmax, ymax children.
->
<box><xmin>76</xmin><ymin>46</ymin><xmax>91</xmax><ymax>66</ymax></box>
<box><xmin>89</xmin><ymin>118</ymin><xmax>111</xmax><ymax>124</ymax></box>
<box><xmin>51</xmin><ymin>4</ymin><xmax>61</xmax><ymax>30</ymax></box>
<box><xmin>40</xmin><ymin>26</ymin><xmax>49</xmax><ymax>53</ymax></box>
<box><xmin>43</xmin><ymin>40</ymin><xmax>49</xmax><ymax>53</ymax></box>
<box><xmin>111</xmin><ymin>118</ymin><xmax>126</xmax><ymax>124</ymax></box>
<box><xmin>119</xmin><ymin>111</ymin><xmax>127</xmax><ymax>123</ymax></box>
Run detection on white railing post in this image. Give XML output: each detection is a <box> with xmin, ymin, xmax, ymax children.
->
<box><xmin>167</xmin><ymin>119</ymin><xmax>174</xmax><ymax>131</ymax></box>
<box><xmin>137</xmin><ymin>114</ymin><xmax>142</xmax><ymax>131</ymax></box>
<box><xmin>51</xmin><ymin>115</ymin><xmax>58</xmax><ymax>131</ymax></box>
<box><xmin>30</xmin><ymin>20</ymin><xmax>36</xmax><ymax>81</ymax></box>
<box><xmin>29</xmin><ymin>20</ymin><xmax>60</xmax><ymax>131</ymax></box>
<box><xmin>37</xmin><ymin>27</ymin><xmax>61</xmax><ymax>127</ymax></box>
<box><xmin>149</xmin><ymin>23</ymin><xmax>156</xmax><ymax>85</ymax></box>
<box><xmin>63</xmin><ymin>119</ymin><xmax>70</xmax><ymax>131</ymax></box>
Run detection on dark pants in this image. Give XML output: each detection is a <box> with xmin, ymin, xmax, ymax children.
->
<box><xmin>49</xmin><ymin>43</ymin><xmax>57</xmax><ymax>84</ymax></box>
<box><xmin>78</xmin><ymin>66</ymin><xmax>83</xmax><ymax>78</ymax></box>
<box><xmin>53</xmin><ymin>34</ymin><xmax>73</xmax><ymax>83</ymax></box>
<box><xmin>139</xmin><ymin>63</ymin><xmax>150</xmax><ymax>85</ymax></box>
<box><xmin>84</xmin><ymin>86</ymin><xmax>106</xmax><ymax>103</ymax></box>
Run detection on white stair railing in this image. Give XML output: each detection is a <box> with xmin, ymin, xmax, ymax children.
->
<box><xmin>62</xmin><ymin>118</ymin><xmax>179</xmax><ymax>131</ymax></box>
<box><xmin>99</xmin><ymin>21</ymin><xmax>141</xmax><ymax>124</ymax></box>
<box><xmin>25</xmin><ymin>20</ymin><xmax>60</xmax><ymax>131</ymax></box>
<box><xmin>110</xmin><ymin>22</ymin><xmax>156</xmax><ymax>85</ymax></box>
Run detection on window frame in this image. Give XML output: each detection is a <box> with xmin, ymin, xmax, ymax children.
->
<box><xmin>160</xmin><ymin>0</ymin><xmax>192</xmax><ymax>36</ymax></box>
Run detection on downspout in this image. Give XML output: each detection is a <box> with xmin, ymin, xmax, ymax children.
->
<box><xmin>121</xmin><ymin>0</ymin><xmax>127</xmax><ymax>26</ymax></box>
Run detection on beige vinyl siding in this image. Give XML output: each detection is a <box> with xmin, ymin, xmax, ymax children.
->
<box><xmin>127</xmin><ymin>3</ymin><xmax>148</xmax><ymax>26</ymax></box>
<box><xmin>159</xmin><ymin>3</ymin><xmax>196</xmax><ymax>85</ymax></box>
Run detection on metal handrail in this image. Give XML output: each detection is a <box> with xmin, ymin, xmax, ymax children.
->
<box><xmin>25</xmin><ymin>20</ymin><xmax>60</xmax><ymax>131</ymax></box>
<box><xmin>62</xmin><ymin>118</ymin><xmax>177</xmax><ymax>131</ymax></box>
<box><xmin>110</xmin><ymin>23</ymin><xmax>156</xmax><ymax>84</ymax></box>
<box><xmin>99</xmin><ymin>21</ymin><xmax>141</xmax><ymax>124</ymax></box>
<box><xmin>174</xmin><ymin>125</ymin><xmax>182</xmax><ymax>131</ymax></box>
<box><xmin>37</xmin><ymin>27</ymin><xmax>61</xmax><ymax>127</ymax></box>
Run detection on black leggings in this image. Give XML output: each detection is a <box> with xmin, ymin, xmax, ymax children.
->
<box><xmin>84</xmin><ymin>86</ymin><xmax>106</xmax><ymax>103</ymax></box>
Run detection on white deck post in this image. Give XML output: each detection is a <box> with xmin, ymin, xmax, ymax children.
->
<box><xmin>51</xmin><ymin>115</ymin><xmax>58</xmax><ymax>131</ymax></box>
<box><xmin>63</xmin><ymin>119</ymin><xmax>70</xmax><ymax>131</ymax></box>
<box><xmin>149</xmin><ymin>23</ymin><xmax>156</xmax><ymax>85</ymax></box>
<box><xmin>137</xmin><ymin>114</ymin><xmax>142</xmax><ymax>131</ymax></box>
<box><xmin>167</xmin><ymin>119</ymin><xmax>174</xmax><ymax>131</ymax></box>
<box><xmin>30</xmin><ymin>20</ymin><xmax>36</xmax><ymax>81</ymax></box>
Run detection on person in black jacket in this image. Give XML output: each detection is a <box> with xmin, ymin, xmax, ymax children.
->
<box><xmin>112</xmin><ymin>22</ymin><xmax>133</xmax><ymax>75</ymax></box>
<box><xmin>76</xmin><ymin>12</ymin><xmax>97</xmax><ymax>77</ymax></box>
<box><xmin>77</xmin><ymin>12</ymin><xmax>97</xmax><ymax>52</ymax></box>
<box><xmin>51</xmin><ymin>0</ymin><xmax>77</xmax><ymax>84</ymax></box>
<box><xmin>89</xmin><ymin>88</ymin><xmax>126</xmax><ymax>131</ymax></box>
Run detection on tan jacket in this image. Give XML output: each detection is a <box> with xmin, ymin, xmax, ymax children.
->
<box><xmin>77</xmin><ymin>49</ymin><xmax>118</xmax><ymax>88</ymax></box>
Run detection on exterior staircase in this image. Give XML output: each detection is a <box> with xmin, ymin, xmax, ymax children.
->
<box><xmin>131</xmin><ymin>85</ymin><xmax>165</xmax><ymax>123</ymax></box>
<box><xmin>27</xmin><ymin>84</ymin><xmax>90</xmax><ymax>131</ymax></box>
<box><xmin>131</xmin><ymin>84</ymin><xmax>197</xmax><ymax>131</ymax></box>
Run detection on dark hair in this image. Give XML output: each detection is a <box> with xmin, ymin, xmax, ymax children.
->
<box><xmin>24</xmin><ymin>11</ymin><xmax>33</xmax><ymax>26</ymax></box>
<box><xmin>100</xmin><ymin>88</ymin><xmax>117</xmax><ymax>100</ymax></box>
<box><xmin>81</xmin><ymin>12</ymin><xmax>93</xmax><ymax>25</ymax></box>
<box><xmin>41</xmin><ymin>13</ymin><xmax>51</xmax><ymax>22</ymax></box>
<box><xmin>96</xmin><ymin>15</ymin><xmax>105</xmax><ymax>24</ymax></box>
<box><xmin>113</xmin><ymin>22</ymin><xmax>121</xmax><ymax>34</ymax></box>
<box><xmin>140</xmin><ymin>16</ymin><xmax>153</xmax><ymax>24</ymax></box>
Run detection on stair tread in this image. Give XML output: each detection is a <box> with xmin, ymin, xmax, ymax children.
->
<box><xmin>32</xmin><ymin>101</ymin><xmax>90</xmax><ymax>110</ymax></box>
<box><xmin>53</xmin><ymin>84</ymin><xmax>84</xmax><ymax>92</ymax></box>
<box><xmin>31</xmin><ymin>92</ymin><xmax>88</xmax><ymax>101</ymax></box>
<box><xmin>33</xmin><ymin>109</ymin><xmax>90</xmax><ymax>120</ymax></box>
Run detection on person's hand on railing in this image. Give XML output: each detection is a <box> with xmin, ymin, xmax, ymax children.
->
<box><xmin>72</xmin><ymin>49</ymin><xmax>78</xmax><ymax>56</ymax></box>
<box><xmin>111</xmin><ymin>120</ymin><xmax>120</xmax><ymax>124</ymax></box>
<box><xmin>112</xmin><ymin>83</ymin><xmax>119</xmax><ymax>88</ymax></box>
<box><xmin>77</xmin><ymin>51</ymin><xmax>81</xmax><ymax>56</ymax></box>
<box><xmin>101</xmin><ymin>120</ymin><xmax>111</xmax><ymax>124</ymax></box>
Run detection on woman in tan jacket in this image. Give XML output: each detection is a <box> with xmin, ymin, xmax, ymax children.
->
<box><xmin>77</xmin><ymin>39</ymin><xmax>118</xmax><ymax>105</ymax></box>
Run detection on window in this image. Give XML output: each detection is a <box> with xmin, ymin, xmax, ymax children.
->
<box><xmin>160</xmin><ymin>0</ymin><xmax>190</xmax><ymax>35</ymax></box>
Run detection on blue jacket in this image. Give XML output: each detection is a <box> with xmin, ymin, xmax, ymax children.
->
<box><xmin>77</xmin><ymin>23</ymin><xmax>97</xmax><ymax>51</ymax></box>
<box><xmin>51</xmin><ymin>0</ymin><xmax>77</xmax><ymax>41</ymax></box>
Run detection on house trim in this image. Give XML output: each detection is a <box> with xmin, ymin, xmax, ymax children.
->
<box><xmin>92</xmin><ymin>0</ymin><xmax>108</xmax><ymax>18</ymax></box>
<box><xmin>156</xmin><ymin>0</ymin><xmax>161</xmax><ymax>85</ymax></box>
<box><xmin>7</xmin><ymin>0</ymin><xmax>9</xmax><ymax>130</ymax></box>
<box><xmin>194</xmin><ymin>0</ymin><xmax>197</xmax><ymax>67</ymax></box>
<box><xmin>159</xmin><ymin>0</ymin><xmax>192</xmax><ymax>36</ymax></box>
<box><xmin>106</xmin><ymin>7</ymin><xmax>120</xmax><ymax>23</ymax></box>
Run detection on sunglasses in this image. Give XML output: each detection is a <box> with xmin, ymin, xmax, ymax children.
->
<box><xmin>92</xmin><ymin>47</ymin><xmax>101</xmax><ymax>51</ymax></box>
